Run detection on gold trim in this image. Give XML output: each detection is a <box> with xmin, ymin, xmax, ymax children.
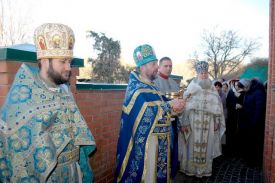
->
<box><xmin>132</xmin><ymin>101</ymin><xmax>161</xmax><ymax>135</ymax></box>
<box><xmin>154</xmin><ymin>123</ymin><xmax>170</xmax><ymax>127</ymax></box>
<box><xmin>122</xmin><ymin>89</ymin><xmax>160</xmax><ymax>115</ymax></box>
<box><xmin>167</xmin><ymin>133</ymin><xmax>171</xmax><ymax>183</ymax></box>
<box><xmin>133</xmin><ymin>71</ymin><xmax>155</xmax><ymax>86</ymax></box>
<box><xmin>154</xmin><ymin>135</ymin><xmax>159</xmax><ymax>183</ymax></box>
<box><xmin>117</xmin><ymin>103</ymin><xmax>147</xmax><ymax>182</ymax></box>
<box><xmin>57</xmin><ymin>147</ymin><xmax>80</xmax><ymax>166</ymax></box>
<box><xmin>151</xmin><ymin>133</ymin><xmax>171</xmax><ymax>183</ymax></box>
<box><xmin>117</xmin><ymin>101</ymin><xmax>163</xmax><ymax>182</ymax></box>
<box><xmin>142</xmin><ymin>107</ymin><xmax>162</xmax><ymax>182</ymax></box>
<box><xmin>152</xmin><ymin>132</ymin><xmax>170</xmax><ymax>135</ymax></box>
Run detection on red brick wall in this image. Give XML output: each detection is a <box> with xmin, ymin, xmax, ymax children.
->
<box><xmin>264</xmin><ymin>0</ymin><xmax>275</xmax><ymax>182</ymax></box>
<box><xmin>75</xmin><ymin>89</ymin><xmax>124</xmax><ymax>183</ymax></box>
<box><xmin>0</xmin><ymin>61</ymin><xmax>125</xmax><ymax>183</ymax></box>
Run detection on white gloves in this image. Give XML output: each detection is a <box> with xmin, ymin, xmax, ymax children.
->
<box><xmin>234</xmin><ymin>91</ymin><xmax>241</xmax><ymax>97</ymax></box>
<box><xmin>235</xmin><ymin>104</ymin><xmax>243</xmax><ymax>109</ymax></box>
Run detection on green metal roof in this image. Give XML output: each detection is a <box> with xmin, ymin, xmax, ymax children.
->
<box><xmin>0</xmin><ymin>44</ymin><xmax>84</xmax><ymax>67</ymax></box>
<box><xmin>170</xmin><ymin>74</ymin><xmax>183</xmax><ymax>80</ymax></box>
<box><xmin>240</xmin><ymin>65</ymin><xmax>268</xmax><ymax>82</ymax></box>
<box><xmin>76</xmin><ymin>82</ymin><xmax>127</xmax><ymax>90</ymax></box>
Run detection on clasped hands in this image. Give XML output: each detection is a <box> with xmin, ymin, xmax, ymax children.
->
<box><xmin>235</xmin><ymin>104</ymin><xmax>242</xmax><ymax>109</ymax></box>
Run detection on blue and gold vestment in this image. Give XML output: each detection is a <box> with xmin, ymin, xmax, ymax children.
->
<box><xmin>0</xmin><ymin>64</ymin><xmax>96</xmax><ymax>182</ymax></box>
<box><xmin>115</xmin><ymin>71</ymin><xmax>173</xmax><ymax>183</ymax></box>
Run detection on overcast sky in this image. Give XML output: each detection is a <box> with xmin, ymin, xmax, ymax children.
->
<box><xmin>18</xmin><ymin>0</ymin><xmax>269</xmax><ymax>64</ymax></box>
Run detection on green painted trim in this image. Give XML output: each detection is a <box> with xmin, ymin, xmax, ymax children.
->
<box><xmin>0</xmin><ymin>49</ymin><xmax>7</xmax><ymax>60</ymax></box>
<box><xmin>170</xmin><ymin>74</ymin><xmax>183</xmax><ymax>80</ymax></box>
<box><xmin>0</xmin><ymin>47</ymin><xmax>84</xmax><ymax>67</ymax></box>
<box><xmin>71</xmin><ymin>58</ymin><xmax>84</xmax><ymax>67</ymax></box>
<box><xmin>0</xmin><ymin>48</ymin><xmax>36</xmax><ymax>62</ymax></box>
<box><xmin>76</xmin><ymin>82</ymin><xmax>127</xmax><ymax>90</ymax></box>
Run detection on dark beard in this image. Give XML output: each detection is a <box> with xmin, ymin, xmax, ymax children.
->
<box><xmin>47</xmin><ymin>60</ymin><xmax>71</xmax><ymax>85</ymax></box>
<box><xmin>149</xmin><ymin>73</ymin><xmax>157</xmax><ymax>81</ymax></box>
<box><xmin>197</xmin><ymin>78</ymin><xmax>212</xmax><ymax>89</ymax></box>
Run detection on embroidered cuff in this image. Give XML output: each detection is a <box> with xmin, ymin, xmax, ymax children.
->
<box><xmin>160</xmin><ymin>101</ymin><xmax>172</xmax><ymax>113</ymax></box>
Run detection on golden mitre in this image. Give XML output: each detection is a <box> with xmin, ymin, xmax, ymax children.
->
<box><xmin>34</xmin><ymin>23</ymin><xmax>75</xmax><ymax>59</ymax></box>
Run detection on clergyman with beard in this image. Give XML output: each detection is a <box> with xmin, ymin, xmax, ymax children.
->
<box><xmin>115</xmin><ymin>44</ymin><xmax>186</xmax><ymax>182</ymax></box>
<box><xmin>0</xmin><ymin>23</ymin><xmax>96</xmax><ymax>182</ymax></box>
<box><xmin>178</xmin><ymin>61</ymin><xmax>225</xmax><ymax>177</ymax></box>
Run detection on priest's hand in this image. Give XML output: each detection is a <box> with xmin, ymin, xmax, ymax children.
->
<box><xmin>180</xmin><ymin>125</ymin><xmax>189</xmax><ymax>134</ymax></box>
<box><xmin>214</xmin><ymin>122</ymin><xmax>220</xmax><ymax>131</ymax></box>
<box><xmin>171</xmin><ymin>98</ymin><xmax>186</xmax><ymax>113</ymax></box>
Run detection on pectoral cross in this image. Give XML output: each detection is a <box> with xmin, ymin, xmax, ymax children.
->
<box><xmin>165</xmin><ymin>113</ymin><xmax>172</xmax><ymax>123</ymax></box>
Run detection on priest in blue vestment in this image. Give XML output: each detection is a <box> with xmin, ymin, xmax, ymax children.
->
<box><xmin>115</xmin><ymin>44</ymin><xmax>186</xmax><ymax>183</ymax></box>
<box><xmin>0</xmin><ymin>23</ymin><xmax>96</xmax><ymax>183</ymax></box>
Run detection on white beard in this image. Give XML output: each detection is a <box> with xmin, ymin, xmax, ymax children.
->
<box><xmin>197</xmin><ymin>78</ymin><xmax>212</xmax><ymax>89</ymax></box>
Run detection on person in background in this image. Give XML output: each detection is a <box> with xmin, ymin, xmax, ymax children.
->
<box><xmin>0</xmin><ymin>23</ymin><xmax>96</xmax><ymax>182</ymax></box>
<box><xmin>214</xmin><ymin>81</ymin><xmax>227</xmax><ymax>119</ymax></box>
<box><xmin>222</xmin><ymin>82</ymin><xmax>229</xmax><ymax>97</ymax></box>
<box><xmin>178</xmin><ymin>61</ymin><xmax>225</xmax><ymax>177</ymax></box>
<box><xmin>264</xmin><ymin>80</ymin><xmax>268</xmax><ymax>92</ymax></box>
<box><xmin>154</xmin><ymin>56</ymin><xmax>180</xmax><ymax>92</ymax></box>
<box><xmin>238</xmin><ymin>78</ymin><xmax>266</xmax><ymax>167</ymax></box>
<box><xmin>214</xmin><ymin>81</ymin><xmax>227</xmax><ymax>149</ymax></box>
<box><xmin>154</xmin><ymin>56</ymin><xmax>181</xmax><ymax>179</ymax></box>
<box><xmin>115</xmin><ymin>44</ymin><xmax>186</xmax><ymax>182</ymax></box>
<box><xmin>224</xmin><ymin>79</ymin><xmax>239</xmax><ymax>157</ymax></box>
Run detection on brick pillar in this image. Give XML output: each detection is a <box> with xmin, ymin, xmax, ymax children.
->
<box><xmin>0</xmin><ymin>61</ymin><xmax>22</xmax><ymax>106</ymax></box>
<box><xmin>70</xmin><ymin>67</ymin><xmax>79</xmax><ymax>95</ymax></box>
<box><xmin>264</xmin><ymin>0</ymin><xmax>275</xmax><ymax>182</ymax></box>
<box><xmin>0</xmin><ymin>61</ymin><xmax>79</xmax><ymax>107</ymax></box>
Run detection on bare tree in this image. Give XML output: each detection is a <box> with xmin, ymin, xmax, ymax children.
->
<box><xmin>0</xmin><ymin>0</ymin><xmax>32</xmax><ymax>46</ymax></box>
<box><xmin>201</xmin><ymin>27</ymin><xmax>260</xmax><ymax>79</ymax></box>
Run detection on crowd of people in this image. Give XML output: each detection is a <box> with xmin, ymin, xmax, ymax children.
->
<box><xmin>0</xmin><ymin>23</ymin><xmax>267</xmax><ymax>182</ymax></box>
<box><xmin>221</xmin><ymin>77</ymin><xmax>266</xmax><ymax>167</ymax></box>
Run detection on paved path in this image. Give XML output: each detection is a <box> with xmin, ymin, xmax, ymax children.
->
<box><xmin>174</xmin><ymin>155</ymin><xmax>263</xmax><ymax>183</ymax></box>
